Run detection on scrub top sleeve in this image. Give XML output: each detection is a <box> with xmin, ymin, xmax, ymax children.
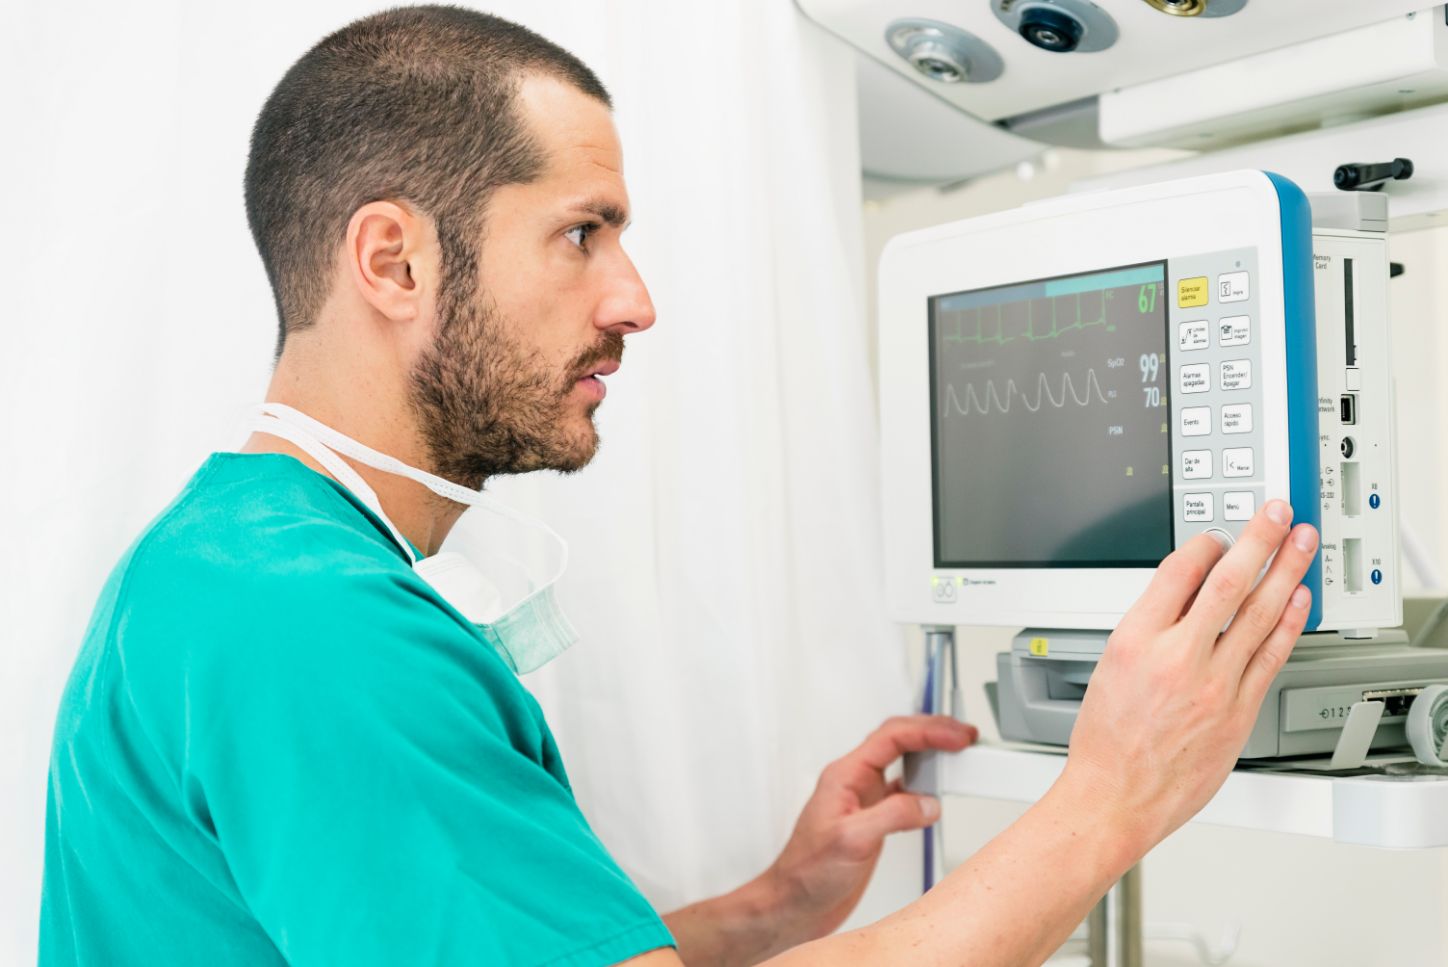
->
<box><xmin>184</xmin><ymin>570</ymin><xmax>673</xmax><ymax>967</ymax></box>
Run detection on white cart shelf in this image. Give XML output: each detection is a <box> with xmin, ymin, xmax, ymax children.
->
<box><xmin>927</xmin><ymin>742</ymin><xmax>1448</xmax><ymax>849</ymax></box>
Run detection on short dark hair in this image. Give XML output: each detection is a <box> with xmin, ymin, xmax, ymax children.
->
<box><xmin>244</xmin><ymin>5</ymin><xmax>611</xmax><ymax>352</ymax></box>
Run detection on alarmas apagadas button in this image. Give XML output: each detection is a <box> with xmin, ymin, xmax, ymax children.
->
<box><xmin>1178</xmin><ymin>277</ymin><xmax>1209</xmax><ymax>308</ymax></box>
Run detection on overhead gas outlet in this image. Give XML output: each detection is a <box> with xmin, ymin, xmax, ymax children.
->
<box><xmin>1139</xmin><ymin>0</ymin><xmax>1248</xmax><ymax>17</ymax></box>
<box><xmin>991</xmin><ymin>0</ymin><xmax>1119</xmax><ymax>54</ymax></box>
<box><xmin>885</xmin><ymin>19</ymin><xmax>1004</xmax><ymax>84</ymax></box>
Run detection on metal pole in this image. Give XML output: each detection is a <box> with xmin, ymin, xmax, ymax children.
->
<box><xmin>1086</xmin><ymin>895</ymin><xmax>1108</xmax><ymax>965</ymax></box>
<box><xmin>1116</xmin><ymin>865</ymin><xmax>1143</xmax><ymax>967</ymax></box>
<box><xmin>1086</xmin><ymin>865</ymin><xmax>1143</xmax><ymax>967</ymax></box>
<box><xmin>921</xmin><ymin>627</ymin><xmax>952</xmax><ymax>892</ymax></box>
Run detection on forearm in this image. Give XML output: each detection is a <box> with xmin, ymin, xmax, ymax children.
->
<box><xmin>663</xmin><ymin>869</ymin><xmax>803</xmax><ymax>966</ymax></box>
<box><xmin>766</xmin><ymin>774</ymin><xmax>1145</xmax><ymax>967</ymax></box>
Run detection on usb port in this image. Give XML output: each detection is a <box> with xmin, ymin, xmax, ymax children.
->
<box><xmin>1340</xmin><ymin>393</ymin><xmax>1357</xmax><ymax>425</ymax></box>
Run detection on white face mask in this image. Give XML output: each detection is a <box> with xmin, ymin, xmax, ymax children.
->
<box><xmin>249</xmin><ymin>402</ymin><xmax>579</xmax><ymax>674</ymax></box>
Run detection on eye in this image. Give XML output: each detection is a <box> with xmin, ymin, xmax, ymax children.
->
<box><xmin>564</xmin><ymin>222</ymin><xmax>599</xmax><ymax>251</ymax></box>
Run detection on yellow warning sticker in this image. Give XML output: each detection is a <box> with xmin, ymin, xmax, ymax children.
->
<box><xmin>1029</xmin><ymin>637</ymin><xmax>1050</xmax><ymax>657</ymax></box>
<box><xmin>1178</xmin><ymin>276</ymin><xmax>1209</xmax><ymax>308</ymax></box>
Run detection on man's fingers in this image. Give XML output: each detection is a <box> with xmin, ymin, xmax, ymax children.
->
<box><xmin>1215</xmin><ymin>523</ymin><xmax>1318</xmax><ymax>674</ymax></box>
<box><xmin>1120</xmin><ymin>532</ymin><xmax>1230</xmax><ymax>633</ymax></box>
<box><xmin>840</xmin><ymin>793</ymin><xmax>941</xmax><ymax>857</ymax></box>
<box><xmin>839</xmin><ymin>716</ymin><xmax>977</xmax><ymax>777</ymax></box>
<box><xmin>1183</xmin><ymin>500</ymin><xmax>1295</xmax><ymax>637</ymax></box>
<box><xmin>1237</xmin><ymin>585</ymin><xmax>1312</xmax><ymax>708</ymax></box>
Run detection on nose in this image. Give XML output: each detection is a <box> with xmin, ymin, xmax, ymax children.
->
<box><xmin>596</xmin><ymin>250</ymin><xmax>656</xmax><ymax>335</ymax></box>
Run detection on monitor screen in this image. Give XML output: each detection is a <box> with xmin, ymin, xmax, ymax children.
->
<box><xmin>928</xmin><ymin>261</ymin><xmax>1174</xmax><ymax>568</ymax></box>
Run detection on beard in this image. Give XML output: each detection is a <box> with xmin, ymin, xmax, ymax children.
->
<box><xmin>408</xmin><ymin>263</ymin><xmax>623</xmax><ymax>489</ymax></box>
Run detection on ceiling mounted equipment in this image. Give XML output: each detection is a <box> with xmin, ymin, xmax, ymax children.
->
<box><xmin>991</xmin><ymin>0</ymin><xmax>1119</xmax><ymax>54</ymax></box>
<box><xmin>885</xmin><ymin>19</ymin><xmax>1004</xmax><ymax>84</ymax></box>
<box><xmin>1138</xmin><ymin>0</ymin><xmax>1249</xmax><ymax>17</ymax></box>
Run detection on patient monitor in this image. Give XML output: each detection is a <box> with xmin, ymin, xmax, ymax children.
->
<box><xmin>879</xmin><ymin>170</ymin><xmax>1448</xmax><ymax>761</ymax></box>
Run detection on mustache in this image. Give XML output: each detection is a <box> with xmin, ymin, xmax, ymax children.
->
<box><xmin>567</xmin><ymin>331</ymin><xmax>626</xmax><ymax>382</ymax></box>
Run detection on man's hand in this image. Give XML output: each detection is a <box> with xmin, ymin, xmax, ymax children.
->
<box><xmin>764</xmin><ymin>715</ymin><xmax>977</xmax><ymax>939</ymax></box>
<box><xmin>1061</xmin><ymin>499</ymin><xmax>1319</xmax><ymax>858</ymax></box>
<box><xmin>661</xmin><ymin>715</ymin><xmax>975</xmax><ymax>964</ymax></box>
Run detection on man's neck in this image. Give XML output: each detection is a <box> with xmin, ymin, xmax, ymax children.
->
<box><xmin>242</xmin><ymin>351</ymin><xmax>468</xmax><ymax>557</ymax></box>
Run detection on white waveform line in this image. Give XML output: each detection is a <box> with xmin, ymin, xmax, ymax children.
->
<box><xmin>942</xmin><ymin>368</ymin><xmax>1110</xmax><ymax>418</ymax></box>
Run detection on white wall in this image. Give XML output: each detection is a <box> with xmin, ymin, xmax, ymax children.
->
<box><xmin>868</xmin><ymin>152</ymin><xmax>1448</xmax><ymax>965</ymax></box>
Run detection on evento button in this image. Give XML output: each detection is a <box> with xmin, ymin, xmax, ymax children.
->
<box><xmin>1371</xmin><ymin>569</ymin><xmax>1384</xmax><ymax>586</ymax></box>
<box><xmin>1369</xmin><ymin>493</ymin><xmax>1382</xmax><ymax>509</ymax></box>
<box><xmin>1181</xmin><ymin>406</ymin><xmax>1212</xmax><ymax>437</ymax></box>
<box><xmin>1178</xmin><ymin>277</ymin><xmax>1209</xmax><ymax>308</ymax></box>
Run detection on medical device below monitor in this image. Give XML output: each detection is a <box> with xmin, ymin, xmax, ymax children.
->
<box><xmin>880</xmin><ymin>170</ymin><xmax>1448</xmax><ymax>762</ymax></box>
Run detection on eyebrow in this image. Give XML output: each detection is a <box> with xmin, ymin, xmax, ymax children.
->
<box><xmin>568</xmin><ymin>198</ymin><xmax>629</xmax><ymax>228</ymax></box>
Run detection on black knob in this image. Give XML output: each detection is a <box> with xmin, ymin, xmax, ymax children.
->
<box><xmin>1019</xmin><ymin>8</ymin><xmax>1085</xmax><ymax>53</ymax></box>
<box><xmin>1334</xmin><ymin>158</ymin><xmax>1414</xmax><ymax>192</ymax></box>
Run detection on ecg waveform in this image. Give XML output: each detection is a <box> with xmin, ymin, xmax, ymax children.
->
<box><xmin>941</xmin><ymin>289</ymin><xmax>1116</xmax><ymax>348</ymax></box>
<box><xmin>941</xmin><ymin>368</ymin><xmax>1110</xmax><ymax>418</ymax></box>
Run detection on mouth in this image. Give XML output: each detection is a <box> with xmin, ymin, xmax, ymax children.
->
<box><xmin>574</xmin><ymin>358</ymin><xmax>621</xmax><ymax>402</ymax></box>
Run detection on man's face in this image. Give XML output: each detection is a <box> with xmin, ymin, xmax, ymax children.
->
<box><xmin>410</xmin><ymin>75</ymin><xmax>655</xmax><ymax>487</ymax></box>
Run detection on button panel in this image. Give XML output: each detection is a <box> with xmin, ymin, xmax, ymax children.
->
<box><xmin>1222</xmin><ymin>403</ymin><xmax>1253</xmax><ymax>434</ymax></box>
<box><xmin>1220</xmin><ymin>359</ymin><xmax>1251</xmax><ymax>390</ymax></box>
<box><xmin>1178</xmin><ymin>277</ymin><xmax>1209</xmax><ymax>308</ymax></box>
<box><xmin>1180</xmin><ymin>320</ymin><xmax>1209</xmax><ymax>351</ymax></box>
<box><xmin>1170</xmin><ymin>248</ymin><xmax>1264</xmax><ymax>547</ymax></box>
<box><xmin>1222</xmin><ymin>447</ymin><xmax>1254</xmax><ymax>478</ymax></box>
<box><xmin>1218</xmin><ymin>271</ymin><xmax>1250</xmax><ymax>303</ymax></box>
<box><xmin>1219</xmin><ymin>315</ymin><xmax>1251</xmax><ymax>347</ymax></box>
<box><xmin>1224</xmin><ymin>491</ymin><xmax>1255</xmax><ymax>521</ymax></box>
<box><xmin>1180</xmin><ymin>406</ymin><xmax>1212</xmax><ymax>437</ymax></box>
<box><xmin>1179</xmin><ymin>363</ymin><xmax>1210</xmax><ymax>394</ymax></box>
<box><xmin>1181</xmin><ymin>450</ymin><xmax>1212</xmax><ymax>479</ymax></box>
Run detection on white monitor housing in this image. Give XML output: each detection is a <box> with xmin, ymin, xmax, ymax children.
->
<box><xmin>878</xmin><ymin>170</ymin><xmax>1399</xmax><ymax>634</ymax></box>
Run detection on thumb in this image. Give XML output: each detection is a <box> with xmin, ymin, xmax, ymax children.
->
<box><xmin>841</xmin><ymin>793</ymin><xmax>941</xmax><ymax>854</ymax></box>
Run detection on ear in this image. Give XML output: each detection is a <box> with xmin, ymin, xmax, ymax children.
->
<box><xmin>343</xmin><ymin>201</ymin><xmax>439</xmax><ymax>325</ymax></box>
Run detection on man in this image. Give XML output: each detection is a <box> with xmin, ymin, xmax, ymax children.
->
<box><xmin>40</xmin><ymin>7</ymin><xmax>1319</xmax><ymax>966</ymax></box>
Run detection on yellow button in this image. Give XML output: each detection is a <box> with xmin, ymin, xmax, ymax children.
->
<box><xmin>1028</xmin><ymin>636</ymin><xmax>1050</xmax><ymax>657</ymax></box>
<box><xmin>1178</xmin><ymin>276</ymin><xmax>1209</xmax><ymax>308</ymax></box>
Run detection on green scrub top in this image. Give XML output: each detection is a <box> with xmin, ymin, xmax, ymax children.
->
<box><xmin>40</xmin><ymin>453</ymin><xmax>674</xmax><ymax>966</ymax></box>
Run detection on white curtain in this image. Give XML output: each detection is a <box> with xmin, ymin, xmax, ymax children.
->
<box><xmin>2</xmin><ymin>2</ymin><xmax>916</xmax><ymax>960</ymax></box>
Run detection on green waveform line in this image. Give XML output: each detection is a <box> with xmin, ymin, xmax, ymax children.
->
<box><xmin>943</xmin><ymin>289</ymin><xmax>1119</xmax><ymax>347</ymax></box>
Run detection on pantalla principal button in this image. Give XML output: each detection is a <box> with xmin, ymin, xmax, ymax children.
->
<box><xmin>1184</xmin><ymin>493</ymin><xmax>1215</xmax><ymax>522</ymax></box>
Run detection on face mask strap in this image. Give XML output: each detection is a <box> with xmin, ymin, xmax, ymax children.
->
<box><xmin>257</xmin><ymin>403</ymin><xmax>569</xmax><ymax>571</ymax></box>
<box><xmin>258</xmin><ymin>402</ymin><xmax>483</xmax><ymax>506</ymax></box>
<box><xmin>249</xmin><ymin>413</ymin><xmax>418</xmax><ymax>565</ymax></box>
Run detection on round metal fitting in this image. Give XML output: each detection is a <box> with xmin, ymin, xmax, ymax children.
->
<box><xmin>1138</xmin><ymin>0</ymin><xmax>1249</xmax><ymax>18</ymax></box>
<box><xmin>991</xmin><ymin>0</ymin><xmax>1119</xmax><ymax>54</ymax></box>
<box><xmin>885</xmin><ymin>19</ymin><xmax>1004</xmax><ymax>84</ymax></box>
<box><xmin>1408</xmin><ymin>684</ymin><xmax>1448</xmax><ymax>768</ymax></box>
